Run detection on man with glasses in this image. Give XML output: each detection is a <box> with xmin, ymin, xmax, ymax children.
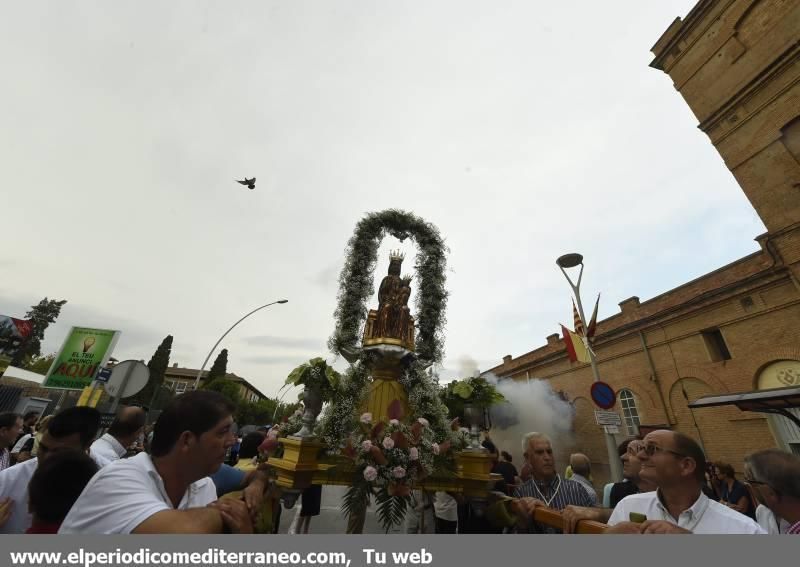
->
<box><xmin>562</xmin><ymin>438</ymin><xmax>657</xmax><ymax>533</ymax></box>
<box><xmin>606</xmin><ymin>430</ymin><xmax>764</xmax><ymax>534</ymax></box>
<box><xmin>744</xmin><ymin>449</ymin><xmax>800</xmax><ymax>535</ymax></box>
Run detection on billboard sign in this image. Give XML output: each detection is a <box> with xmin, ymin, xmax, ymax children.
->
<box><xmin>43</xmin><ymin>327</ymin><xmax>121</xmax><ymax>390</ymax></box>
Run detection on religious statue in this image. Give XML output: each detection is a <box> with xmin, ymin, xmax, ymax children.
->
<box><xmin>363</xmin><ymin>252</ymin><xmax>415</xmax><ymax>351</ymax></box>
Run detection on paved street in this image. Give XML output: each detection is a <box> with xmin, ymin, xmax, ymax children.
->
<box><xmin>277</xmin><ymin>485</ymin><xmax>405</xmax><ymax>534</ymax></box>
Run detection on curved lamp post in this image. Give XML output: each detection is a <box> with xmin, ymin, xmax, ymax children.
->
<box><xmin>556</xmin><ymin>254</ymin><xmax>623</xmax><ymax>482</ymax></box>
<box><xmin>193</xmin><ymin>299</ymin><xmax>288</xmax><ymax>391</ymax></box>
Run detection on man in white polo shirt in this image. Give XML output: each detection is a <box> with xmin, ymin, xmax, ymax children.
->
<box><xmin>0</xmin><ymin>407</ymin><xmax>102</xmax><ymax>534</ymax></box>
<box><xmin>60</xmin><ymin>390</ymin><xmax>255</xmax><ymax>534</ymax></box>
<box><xmin>607</xmin><ymin>430</ymin><xmax>764</xmax><ymax>534</ymax></box>
<box><xmin>90</xmin><ymin>406</ymin><xmax>146</xmax><ymax>466</ymax></box>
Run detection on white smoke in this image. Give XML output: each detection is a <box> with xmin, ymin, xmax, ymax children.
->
<box><xmin>457</xmin><ymin>355</ymin><xmax>480</xmax><ymax>379</ymax></box>
<box><xmin>484</xmin><ymin>373</ymin><xmax>575</xmax><ymax>466</ymax></box>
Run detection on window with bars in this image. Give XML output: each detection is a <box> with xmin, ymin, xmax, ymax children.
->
<box><xmin>619</xmin><ymin>389</ymin><xmax>640</xmax><ymax>436</ymax></box>
<box><xmin>174</xmin><ymin>381</ymin><xmax>188</xmax><ymax>394</ymax></box>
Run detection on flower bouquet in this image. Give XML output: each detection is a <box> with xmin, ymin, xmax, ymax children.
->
<box><xmin>340</xmin><ymin>399</ymin><xmax>469</xmax><ymax>532</ymax></box>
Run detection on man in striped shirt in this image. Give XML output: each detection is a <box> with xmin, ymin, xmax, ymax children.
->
<box><xmin>512</xmin><ymin>432</ymin><xmax>594</xmax><ymax>533</ymax></box>
<box><xmin>744</xmin><ymin>449</ymin><xmax>800</xmax><ymax>535</ymax></box>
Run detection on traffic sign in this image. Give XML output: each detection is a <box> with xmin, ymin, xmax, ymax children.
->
<box><xmin>594</xmin><ymin>410</ymin><xmax>622</xmax><ymax>426</ymax></box>
<box><xmin>104</xmin><ymin>360</ymin><xmax>149</xmax><ymax>399</ymax></box>
<box><xmin>590</xmin><ymin>381</ymin><xmax>617</xmax><ymax>409</ymax></box>
<box><xmin>96</xmin><ymin>367</ymin><xmax>113</xmax><ymax>383</ymax></box>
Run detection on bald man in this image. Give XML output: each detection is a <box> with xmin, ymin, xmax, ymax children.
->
<box><xmin>90</xmin><ymin>407</ymin><xmax>146</xmax><ymax>466</ymax></box>
<box><xmin>569</xmin><ymin>453</ymin><xmax>598</xmax><ymax>506</ymax></box>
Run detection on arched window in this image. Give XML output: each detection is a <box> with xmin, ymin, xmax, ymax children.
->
<box><xmin>619</xmin><ymin>389</ymin><xmax>641</xmax><ymax>436</ymax></box>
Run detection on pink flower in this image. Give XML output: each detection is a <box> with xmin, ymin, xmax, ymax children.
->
<box><xmin>389</xmin><ymin>419</ymin><xmax>400</xmax><ymax>426</ymax></box>
<box><xmin>409</xmin><ymin>447</ymin><xmax>419</xmax><ymax>460</ymax></box>
<box><xmin>361</xmin><ymin>440</ymin><xmax>372</xmax><ymax>452</ymax></box>
<box><xmin>382</xmin><ymin>436</ymin><xmax>395</xmax><ymax>450</ymax></box>
<box><xmin>417</xmin><ymin>417</ymin><xmax>429</xmax><ymax>428</ymax></box>
<box><xmin>360</xmin><ymin>413</ymin><xmax>372</xmax><ymax>424</ymax></box>
<box><xmin>392</xmin><ymin>466</ymin><xmax>406</xmax><ymax>479</ymax></box>
<box><xmin>363</xmin><ymin>466</ymin><xmax>378</xmax><ymax>482</ymax></box>
<box><xmin>431</xmin><ymin>443</ymin><xmax>440</xmax><ymax>455</ymax></box>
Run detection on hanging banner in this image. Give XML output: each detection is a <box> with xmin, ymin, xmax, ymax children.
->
<box><xmin>43</xmin><ymin>327</ymin><xmax>121</xmax><ymax>390</ymax></box>
<box><xmin>0</xmin><ymin>315</ymin><xmax>34</xmax><ymax>372</ymax></box>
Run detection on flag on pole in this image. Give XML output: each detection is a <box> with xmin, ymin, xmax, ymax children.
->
<box><xmin>586</xmin><ymin>293</ymin><xmax>600</xmax><ymax>340</ymax></box>
<box><xmin>572</xmin><ymin>300</ymin><xmax>585</xmax><ymax>337</ymax></box>
<box><xmin>561</xmin><ymin>324</ymin><xmax>591</xmax><ymax>363</ymax></box>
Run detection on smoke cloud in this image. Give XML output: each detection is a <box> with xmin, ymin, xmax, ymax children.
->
<box><xmin>485</xmin><ymin>374</ymin><xmax>575</xmax><ymax>466</ymax></box>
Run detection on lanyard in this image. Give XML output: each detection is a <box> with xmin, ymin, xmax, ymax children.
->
<box><xmin>531</xmin><ymin>475</ymin><xmax>562</xmax><ymax>508</ymax></box>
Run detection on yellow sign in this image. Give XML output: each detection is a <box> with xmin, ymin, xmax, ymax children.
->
<box><xmin>76</xmin><ymin>386</ymin><xmax>103</xmax><ymax>408</ymax></box>
<box><xmin>757</xmin><ymin>360</ymin><xmax>800</xmax><ymax>390</ymax></box>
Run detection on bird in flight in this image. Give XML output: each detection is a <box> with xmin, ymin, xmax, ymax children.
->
<box><xmin>236</xmin><ymin>177</ymin><xmax>256</xmax><ymax>190</ymax></box>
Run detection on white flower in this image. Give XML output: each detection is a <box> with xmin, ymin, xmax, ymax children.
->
<box><xmin>389</xmin><ymin>419</ymin><xmax>400</xmax><ymax>426</ymax></box>
<box><xmin>294</xmin><ymin>408</ymin><xmax>303</xmax><ymax>417</ymax></box>
<box><xmin>431</xmin><ymin>443</ymin><xmax>440</xmax><ymax>455</ymax></box>
<box><xmin>459</xmin><ymin>427</ymin><xmax>470</xmax><ymax>434</ymax></box>
<box><xmin>363</xmin><ymin>466</ymin><xmax>378</xmax><ymax>482</ymax></box>
<box><xmin>392</xmin><ymin>466</ymin><xmax>406</xmax><ymax>479</ymax></box>
<box><xmin>382</xmin><ymin>436</ymin><xmax>395</xmax><ymax>450</ymax></box>
<box><xmin>360</xmin><ymin>413</ymin><xmax>372</xmax><ymax>424</ymax></box>
<box><xmin>361</xmin><ymin>440</ymin><xmax>372</xmax><ymax>452</ymax></box>
<box><xmin>409</xmin><ymin>447</ymin><xmax>419</xmax><ymax>460</ymax></box>
<box><xmin>417</xmin><ymin>418</ymin><xmax>429</xmax><ymax>428</ymax></box>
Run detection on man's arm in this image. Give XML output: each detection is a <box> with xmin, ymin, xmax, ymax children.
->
<box><xmin>132</xmin><ymin>508</ymin><xmax>224</xmax><ymax>534</ymax></box>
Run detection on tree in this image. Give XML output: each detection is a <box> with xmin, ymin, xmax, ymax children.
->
<box><xmin>206</xmin><ymin>349</ymin><xmax>228</xmax><ymax>384</ymax></box>
<box><xmin>132</xmin><ymin>335</ymin><xmax>173</xmax><ymax>407</ymax></box>
<box><xmin>204</xmin><ymin>378</ymin><xmax>241</xmax><ymax>406</ymax></box>
<box><xmin>24</xmin><ymin>353</ymin><xmax>57</xmax><ymax>375</ymax></box>
<box><xmin>11</xmin><ymin>298</ymin><xmax>67</xmax><ymax>365</ymax></box>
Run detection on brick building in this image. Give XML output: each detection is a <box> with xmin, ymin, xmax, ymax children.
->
<box><xmin>162</xmin><ymin>363</ymin><xmax>268</xmax><ymax>403</ymax></box>
<box><xmin>485</xmin><ymin>0</ymin><xmax>800</xmax><ymax>486</ymax></box>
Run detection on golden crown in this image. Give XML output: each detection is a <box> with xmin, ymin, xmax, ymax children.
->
<box><xmin>389</xmin><ymin>250</ymin><xmax>405</xmax><ymax>262</ymax></box>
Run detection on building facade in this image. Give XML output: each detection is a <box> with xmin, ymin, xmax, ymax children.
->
<box><xmin>162</xmin><ymin>364</ymin><xmax>268</xmax><ymax>404</ymax></box>
<box><xmin>485</xmin><ymin>0</ymin><xmax>800</xmax><ymax>486</ymax></box>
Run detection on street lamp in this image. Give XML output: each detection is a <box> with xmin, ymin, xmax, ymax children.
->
<box><xmin>194</xmin><ymin>299</ymin><xmax>288</xmax><ymax>391</ymax></box>
<box><xmin>556</xmin><ymin>254</ymin><xmax>623</xmax><ymax>482</ymax></box>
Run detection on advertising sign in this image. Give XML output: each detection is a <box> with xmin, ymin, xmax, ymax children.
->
<box><xmin>43</xmin><ymin>327</ymin><xmax>121</xmax><ymax>390</ymax></box>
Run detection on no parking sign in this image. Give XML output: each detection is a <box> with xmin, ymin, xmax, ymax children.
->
<box><xmin>590</xmin><ymin>381</ymin><xmax>616</xmax><ymax>410</ymax></box>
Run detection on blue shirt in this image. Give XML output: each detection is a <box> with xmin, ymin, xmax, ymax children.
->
<box><xmin>209</xmin><ymin>464</ymin><xmax>246</xmax><ymax>497</ymax></box>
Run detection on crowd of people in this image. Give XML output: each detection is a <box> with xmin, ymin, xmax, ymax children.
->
<box><xmin>2</xmin><ymin>394</ymin><xmax>799</xmax><ymax>534</ymax></box>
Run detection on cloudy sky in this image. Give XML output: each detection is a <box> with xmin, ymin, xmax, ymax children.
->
<box><xmin>2</xmin><ymin>1</ymin><xmax>765</xmax><ymax>397</ymax></box>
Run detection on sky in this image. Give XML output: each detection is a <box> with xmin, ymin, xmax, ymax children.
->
<box><xmin>1</xmin><ymin>1</ymin><xmax>766</xmax><ymax>398</ymax></box>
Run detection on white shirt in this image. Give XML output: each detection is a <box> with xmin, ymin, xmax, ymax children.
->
<box><xmin>433</xmin><ymin>491</ymin><xmax>458</xmax><ymax>522</ymax></box>
<box><xmin>0</xmin><ymin>457</ymin><xmax>37</xmax><ymax>533</ymax></box>
<box><xmin>0</xmin><ymin>451</ymin><xmax>112</xmax><ymax>534</ymax></box>
<box><xmin>755</xmin><ymin>504</ymin><xmax>791</xmax><ymax>534</ymax></box>
<box><xmin>11</xmin><ymin>434</ymin><xmax>32</xmax><ymax>454</ymax></box>
<box><xmin>609</xmin><ymin>490</ymin><xmax>765</xmax><ymax>534</ymax></box>
<box><xmin>59</xmin><ymin>452</ymin><xmax>218</xmax><ymax>534</ymax></box>
<box><xmin>90</xmin><ymin>434</ymin><xmax>127</xmax><ymax>466</ymax></box>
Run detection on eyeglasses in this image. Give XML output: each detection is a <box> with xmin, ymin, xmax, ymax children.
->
<box><xmin>626</xmin><ymin>442</ymin><xmax>646</xmax><ymax>456</ymax></box>
<box><xmin>642</xmin><ymin>443</ymin><xmax>685</xmax><ymax>458</ymax></box>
